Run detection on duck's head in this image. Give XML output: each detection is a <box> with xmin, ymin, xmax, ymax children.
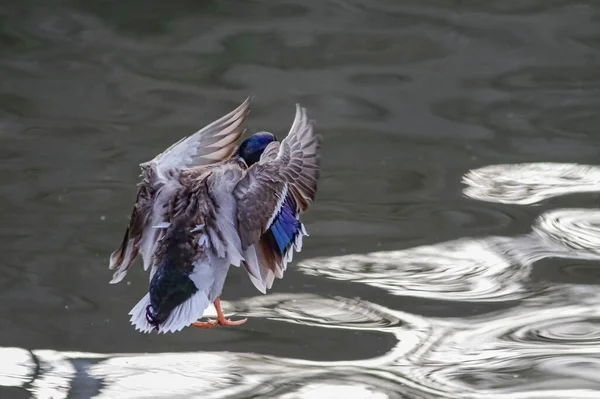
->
<box><xmin>237</xmin><ymin>132</ymin><xmax>277</xmax><ymax>166</ymax></box>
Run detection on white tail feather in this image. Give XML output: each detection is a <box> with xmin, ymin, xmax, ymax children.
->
<box><xmin>160</xmin><ymin>291</ymin><xmax>210</xmax><ymax>334</ymax></box>
<box><xmin>129</xmin><ymin>257</ymin><xmax>220</xmax><ymax>334</ymax></box>
<box><xmin>128</xmin><ymin>294</ymin><xmax>153</xmax><ymax>333</ymax></box>
<box><xmin>128</xmin><ymin>291</ymin><xmax>211</xmax><ymax>334</ymax></box>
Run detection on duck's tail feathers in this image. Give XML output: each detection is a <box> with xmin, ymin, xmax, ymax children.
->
<box><xmin>128</xmin><ymin>291</ymin><xmax>210</xmax><ymax>334</ymax></box>
<box><xmin>128</xmin><ymin>294</ymin><xmax>153</xmax><ymax>333</ymax></box>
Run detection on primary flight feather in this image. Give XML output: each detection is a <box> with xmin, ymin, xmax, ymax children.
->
<box><xmin>109</xmin><ymin>99</ymin><xmax>322</xmax><ymax>333</ymax></box>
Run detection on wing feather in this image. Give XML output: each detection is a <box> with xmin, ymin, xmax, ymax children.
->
<box><xmin>234</xmin><ymin>104</ymin><xmax>322</xmax><ymax>292</ymax></box>
<box><xmin>141</xmin><ymin>97</ymin><xmax>250</xmax><ymax>180</ymax></box>
<box><xmin>109</xmin><ymin>98</ymin><xmax>251</xmax><ymax>283</ymax></box>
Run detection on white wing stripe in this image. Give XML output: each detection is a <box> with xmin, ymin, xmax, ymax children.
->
<box><xmin>265</xmin><ymin>184</ymin><xmax>288</xmax><ymax>230</ymax></box>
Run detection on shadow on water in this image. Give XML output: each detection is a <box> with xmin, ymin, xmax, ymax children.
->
<box><xmin>1</xmin><ymin>0</ymin><xmax>600</xmax><ymax>398</ymax></box>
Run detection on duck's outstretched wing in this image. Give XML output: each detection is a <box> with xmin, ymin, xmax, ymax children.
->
<box><xmin>233</xmin><ymin>104</ymin><xmax>322</xmax><ymax>293</ymax></box>
<box><xmin>109</xmin><ymin>99</ymin><xmax>250</xmax><ymax>284</ymax></box>
<box><xmin>142</xmin><ymin>97</ymin><xmax>251</xmax><ymax>179</ymax></box>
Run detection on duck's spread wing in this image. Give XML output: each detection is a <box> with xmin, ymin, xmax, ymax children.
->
<box><xmin>109</xmin><ymin>98</ymin><xmax>250</xmax><ymax>284</ymax></box>
<box><xmin>234</xmin><ymin>105</ymin><xmax>322</xmax><ymax>293</ymax></box>
<box><xmin>142</xmin><ymin>97</ymin><xmax>250</xmax><ymax>180</ymax></box>
<box><xmin>109</xmin><ymin>174</ymin><xmax>160</xmax><ymax>284</ymax></box>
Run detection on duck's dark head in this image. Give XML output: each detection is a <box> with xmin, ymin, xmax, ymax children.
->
<box><xmin>237</xmin><ymin>132</ymin><xmax>277</xmax><ymax>166</ymax></box>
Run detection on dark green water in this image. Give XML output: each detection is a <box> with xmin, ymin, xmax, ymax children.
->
<box><xmin>1</xmin><ymin>1</ymin><xmax>600</xmax><ymax>398</ymax></box>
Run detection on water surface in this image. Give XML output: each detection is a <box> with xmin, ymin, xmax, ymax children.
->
<box><xmin>1</xmin><ymin>0</ymin><xmax>600</xmax><ymax>398</ymax></box>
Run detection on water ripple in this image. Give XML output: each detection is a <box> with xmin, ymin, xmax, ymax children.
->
<box><xmin>533</xmin><ymin>209</ymin><xmax>600</xmax><ymax>256</ymax></box>
<box><xmin>299</xmin><ymin>238</ymin><xmax>527</xmax><ymax>302</ymax></box>
<box><xmin>227</xmin><ymin>293</ymin><xmax>403</xmax><ymax>330</ymax></box>
<box><xmin>478</xmin><ymin>209</ymin><xmax>600</xmax><ymax>271</ymax></box>
<box><xmin>392</xmin><ymin>289</ymin><xmax>600</xmax><ymax>398</ymax></box>
<box><xmin>462</xmin><ymin>163</ymin><xmax>600</xmax><ymax>205</ymax></box>
<box><xmin>490</xmin><ymin>65</ymin><xmax>600</xmax><ymax>92</ymax></box>
<box><xmin>2</xmin><ymin>290</ymin><xmax>600</xmax><ymax>398</ymax></box>
<box><xmin>512</xmin><ymin>317</ymin><xmax>600</xmax><ymax>346</ymax></box>
<box><xmin>2</xmin><ymin>0</ymin><xmax>600</xmax><ymax>398</ymax></box>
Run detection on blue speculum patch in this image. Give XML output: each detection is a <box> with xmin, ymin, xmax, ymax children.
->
<box><xmin>268</xmin><ymin>195</ymin><xmax>300</xmax><ymax>255</ymax></box>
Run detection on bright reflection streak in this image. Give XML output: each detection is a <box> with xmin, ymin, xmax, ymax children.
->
<box><xmin>0</xmin><ymin>347</ymin><xmax>33</xmax><ymax>387</ymax></box>
<box><xmin>31</xmin><ymin>350</ymin><xmax>76</xmax><ymax>399</ymax></box>
<box><xmin>279</xmin><ymin>383</ymin><xmax>389</xmax><ymax>399</ymax></box>
<box><xmin>462</xmin><ymin>163</ymin><xmax>600</xmax><ymax>205</ymax></box>
<box><xmin>2</xmin><ymin>286</ymin><xmax>600</xmax><ymax>399</ymax></box>
<box><xmin>533</xmin><ymin>209</ymin><xmax>600</xmax><ymax>256</ymax></box>
<box><xmin>299</xmin><ymin>207</ymin><xmax>600</xmax><ymax>303</ymax></box>
<box><xmin>299</xmin><ymin>239</ymin><xmax>526</xmax><ymax>302</ymax></box>
<box><xmin>1</xmin><ymin>288</ymin><xmax>600</xmax><ymax>398</ymax></box>
<box><xmin>91</xmin><ymin>352</ymin><xmax>246</xmax><ymax>399</ymax></box>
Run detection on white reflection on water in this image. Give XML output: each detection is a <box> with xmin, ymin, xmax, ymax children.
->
<box><xmin>230</xmin><ymin>293</ymin><xmax>403</xmax><ymax>330</ymax></box>
<box><xmin>534</xmin><ymin>208</ymin><xmax>600</xmax><ymax>256</ymax></box>
<box><xmin>4</xmin><ymin>163</ymin><xmax>600</xmax><ymax>398</ymax></box>
<box><xmin>0</xmin><ymin>348</ymin><xmax>34</xmax><ymax>387</ymax></box>
<box><xmin>299</xmin><ymin>238</ymin><xmax>527</xmax><ymax>301</ymax></box>
<box><xmin>30</xmin><ymin>350</ymin><xmax>75</xmax><ymax>399</ymax></box>
<box><xmin>2</xmin><ymin>287</ymin><xmax>600</xmax><ymax>398</ymax></box>
<box><xmin>462</xmin><ymin>163</ymin><xmax>600</xmax><ymax>205</ymax></box>
<box><xmin>299</xmin><ymin>208</ymin><xmax>600</xmax><ymax>303</ymax></box>
<box><xmin>278</xmin><ymin>383</ymin><xmax>389</xmax><ymax>399</ymax></box>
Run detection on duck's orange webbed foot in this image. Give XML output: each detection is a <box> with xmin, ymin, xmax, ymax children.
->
<box><xmin>191</xmin><ymin>319</ymin><xmax>219</xmax><ymax>329</ymax></box>
<box><xmin>191</xmin><ymin>298</ymin><xmax>247</xmax><ymax>329</ymax></box>
<box><xmin>217</xmin><ymin>317</ymin><xmax>248</xmax><ymax>326</ymax></box>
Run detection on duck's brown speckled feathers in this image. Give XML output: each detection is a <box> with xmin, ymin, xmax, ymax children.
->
<box><xmin>109</xmin><ymin>99</ymin><xmax>250</xmax><ymax>284</ymax></box>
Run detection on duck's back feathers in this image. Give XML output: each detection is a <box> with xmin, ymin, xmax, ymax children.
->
<box><xmin>234</xmin><ymin>105</ymin><xmax>322</xmax><ymax>293</ymax></box>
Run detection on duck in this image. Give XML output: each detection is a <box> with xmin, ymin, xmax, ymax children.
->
<box><xmin>108</xmin><ymin>98</ymin><xmax>322</xmax><ymax>333</ymax></box>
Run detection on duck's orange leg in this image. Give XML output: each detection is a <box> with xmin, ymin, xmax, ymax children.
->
<box><xmin>191</xmin><ymin>298</ymin><xmax>247</xmax><ymax>329</ymax></box>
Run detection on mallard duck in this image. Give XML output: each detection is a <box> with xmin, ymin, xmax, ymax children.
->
<box><xmin>109</xmin><ymin>98</ymin><xmax>322</xmax><ymax>333</ymax></box>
